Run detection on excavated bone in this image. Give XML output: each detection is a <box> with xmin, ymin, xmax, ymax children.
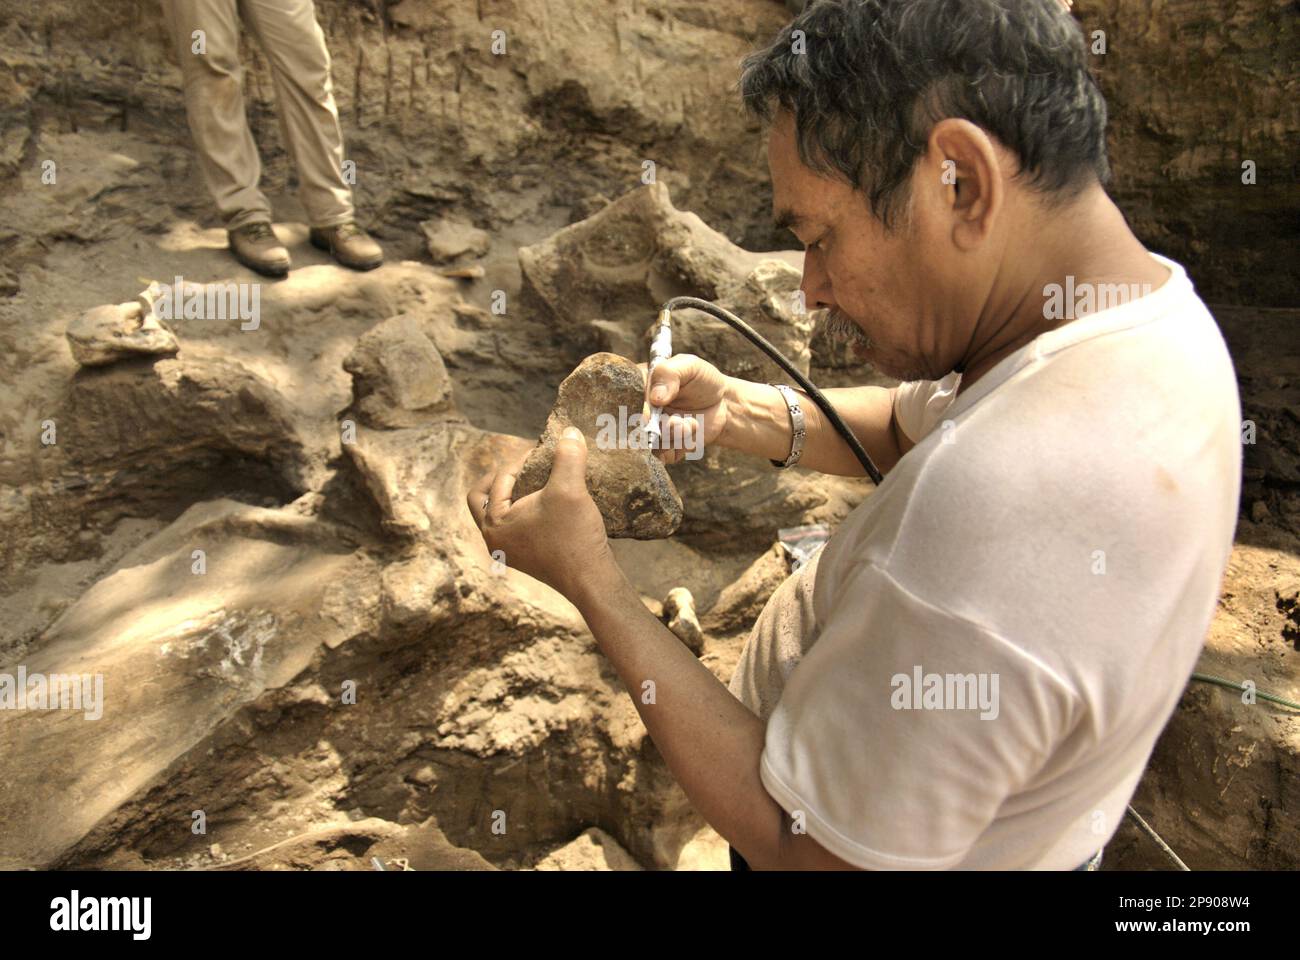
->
<box><xmin>66</xmin><ymin>299</ymin><xmax>179</xmax><ymax>368</ymax></box>
<box><xmin>663</xmin><ymin>586</ymin><xmax>703</xmax><ymax>655</ymax></box>
<box><xmin>513</xmin><ymin>352</ymin><xmax>682</xmax><ymax>539</ymax></box>
<box><xmin>343</xmin><ymin>314</ymin><xmax>454</xmax><ymax>428</ymax></box>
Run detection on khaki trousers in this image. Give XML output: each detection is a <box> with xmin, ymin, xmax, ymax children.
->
<box><xmin>162</xmin><ymin>0</ymin><xmax>353</xmax><ymax>229</ymax></box>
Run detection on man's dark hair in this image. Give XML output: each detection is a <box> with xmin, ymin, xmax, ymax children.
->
<box><xmin>740</xmin><ymin>0</ymin><xmax>1111</xmax><ymax>228</ymax></box>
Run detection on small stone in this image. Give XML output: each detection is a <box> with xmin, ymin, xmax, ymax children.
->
<box><xmin>451</xmin><ymin>300</ymin><xmax>490</xmax><ymax>328</ymax></box>
<box><xmin>1250</xmin><ymin>500</ymin><xmax>1270</xmax><ymax>523</ymax></box>
<box><xmin>441</xmin><ymin>264</ymin><xmax>485</xmax><ymax>280</ymax></box>
<box><xmin>411</xmin><ymin>765</ymin><xmax>436</xmax><ymax>785</ymax></box>
<box><xmin>210</xmin><ymin>843</ymin><xmax>223</xmax><ymax>858</ymax></box>
<box><xmin>1274</xmin><ymin>575</ymin><xmax>1300</xmax><ymax>611</ymax></box>
<box><xmin>513</xmin><ymin>352</ymin><xmax>683</xmax><ymax>539</ymax></box>
<box><xmin>66</xmin><ymin>301</ymin><xmax>179</xmax><ymax>368</ymax></box>
<box><xmin>535</xmin><ymin>827</ymin><xmax>643</xmax><ymax>871</ymax></box>
<box><xmin>421</xmin><ymin>216</ymin><xmax>490</xmax><ymax>264</ymax></box>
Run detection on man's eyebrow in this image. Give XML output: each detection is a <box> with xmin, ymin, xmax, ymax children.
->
<box><xmin>773</xmin><ymin>208</ymin><xmax>805</xmax><ymax>232</ymax></box>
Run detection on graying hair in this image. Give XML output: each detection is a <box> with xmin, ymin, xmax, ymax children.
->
<box><xmin>741</xmin><ymin>0</ymin><xmax>1111</xmax><ymax>229</ymax></box>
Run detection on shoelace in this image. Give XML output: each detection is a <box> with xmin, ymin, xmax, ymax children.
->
<box><xmin>243</xmin><ymin>222</ymin><xmax>275</xmax><ymax>242</ymax></box>
<box><xmin>333</xmin><ymin>222</ymin><xmax>364</xmax><ymax>241</ymax></box>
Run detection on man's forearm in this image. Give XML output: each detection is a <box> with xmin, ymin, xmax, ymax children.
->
<box><xmin>719</xmin><ymin>377</ymin><xmax>903</xmax><ymax>478</ymax></box>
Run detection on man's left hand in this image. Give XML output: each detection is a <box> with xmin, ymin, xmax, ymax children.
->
<box><xmin>467</xmin><ymin>427</ymin><xmax>614</xmax><ymax>600</ymax></box>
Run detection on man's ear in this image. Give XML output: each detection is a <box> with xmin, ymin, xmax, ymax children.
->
<box><xmin>924</xmin><ymin>118</ymin><xmax>1004</xmax><ymax>252</ymax></box>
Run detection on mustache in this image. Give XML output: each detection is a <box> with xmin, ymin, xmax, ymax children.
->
<box><xmin>816</xmin><ymin>307</ymin><xmax>872</xmax><ymax>348</ymax></box>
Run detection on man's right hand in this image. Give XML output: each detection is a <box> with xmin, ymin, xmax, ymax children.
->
<box><xmin>640</xmin><ymin>352</ymin><xmax>903</xmax><ymax>478</ymax></box>
<box><xmin>639</xmin><ymin>354</ymin><xmax>732</xmax><ymax>464</ymax></box>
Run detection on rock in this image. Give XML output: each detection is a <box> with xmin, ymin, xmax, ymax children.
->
<box><xmin>204</xmin><ymin>818</ymin><xmax>496</xmax><ymax>871</ymax></box>
<box><xmin>702</xmin><ymin>544</ymin><xmax>790</xmax><ymax>636</ymax></box>
<box><xmin>535</xmin><ymin>827</ymin><xmax>643</xmax><ymax>871</ymax></box>
<box><xmin>0</xmin><ymin>499</ymin><xmax>377</xmax><ymax>869</ymax></box>
<box><xmin>588</xmin><ymin>317</ymin><xmax>643</xmax><ymax>359</ymax></box>
<box><xmin>674</xmin><ymin>825</ymin><xmax>731</xmax><ymax>871</ymax></box>
<box><xmin>518</xmin><ymin>184</ymin><xmax>875</xmax><ymax>551</ymax></box>
<box><xmin>421</xmin><ymin>216</ymin><xmax>490</xmax><ymax>264</ymax></box>
<box><xmin>37</xmin><ymin>355</ymin><xmax>317</xmax><ymax>538</ymax></box>
<box><xmin>343</xmin><ymin>314</ymin><xmax>455</xmax><ymax>429</ymax></box>
<box><xmin>3</xmin><ymin>265</ymin><xmax>475</xmax><ymax>585</ymax></box>
<box><xmin>450</xmin><ymin>300</ymin><xmax>491</xmax><ymax>328</ymax></box>
<box><xmin>343</xmin><ymin>421</ymin><xmax>494</xmax><ymax>545</ymax></box>
<box><xmin>513</xmin><ymin>353</ymin><xmax>683</xmax><ymax>540</ymax></box>
<box><xmin>440</xmin><ymin>264</ymin><xmax>485</xmax><ymax>280</ymax></box>
<box><xmin>1276</xmin><ymin>575</ymin><xmax>1300</xmax><ymax>650</ymax></box>
<box><xmin>1094</xmin><ymin>0</ymin><xmax>1295</xmax><ymax>305</ymax></box>
<box><xmin>518</xmin><ymin>182</ymin><xmax>813</xmax><ymax>384</ymax></box>
<box><xmin>1</xmin><ymin>234</ymin><xmax>710</xmax><ymax>875</ymax></box>
<box><xmin>671</xmin><ymin>443</ymin><xmax>870</xmax><ymax>553</ymax></box>
<box><xmin>66</xmin><ymin>301</ymin><xmax>179</xmax><ymax>368</ymax></box>
<box><xmin>1251</xmin><ymin>500</ymin><xmax>1270</xmax><ymax>523</ymax></box>
<box><xmin>663</xmin><ymin>586</ymin><xmax>703</xmax><ymax>655</ymax></box>
<box><xmin>379</xmin><ymin>549</ymin><xmax>459</xmax><ymax>632</ymax></box>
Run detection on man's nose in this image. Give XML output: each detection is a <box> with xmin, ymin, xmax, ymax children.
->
<box><xmin>800</xmin><ymin>252</ymin><xmax>833</xmax><ymax>311</ymax></box>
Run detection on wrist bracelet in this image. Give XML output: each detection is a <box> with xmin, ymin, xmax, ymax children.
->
<box><xmin>769</xmin><ymin>383</ymin><xmax>806</xmax><ymax>468</ymax></box>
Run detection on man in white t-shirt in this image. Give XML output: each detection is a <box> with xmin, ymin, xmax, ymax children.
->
<box><xmin>718</xmin><ymin>247</ymin><xmax>1239</xmax><ymax>870</ymax></box>
<box><xmin>466</xmin><ymin>0</ymin><xmax>1241</xmax><ymax>869</ymax></box>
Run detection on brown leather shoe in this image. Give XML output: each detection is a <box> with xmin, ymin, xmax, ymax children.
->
<box><xmin>309</xmin><ymin>222</ymin><xmax>384</xmax><ymax>271</ymax></box>
<box><xmin>227</xmin><ymin>221</ymin><xmax>290</xmax><ymax>277</ymax></box>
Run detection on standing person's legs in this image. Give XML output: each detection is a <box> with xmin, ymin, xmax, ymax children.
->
<box><xmin>238</xmin><ymin>0</ymin><xmax>353</xmax><ymax>229</ymax></box>
<box><xmin>163</xmin><ymin>0</ymin><xmax>271</xmax><ymax>229</ymax></box>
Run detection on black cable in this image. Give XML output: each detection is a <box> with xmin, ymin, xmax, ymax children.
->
<box><xmin>660</xmin><ymin>296</ymin><xmax>886</xmax><ymax>485</ymax></box>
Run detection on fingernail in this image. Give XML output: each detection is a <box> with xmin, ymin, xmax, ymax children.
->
<box><xmin>563</xmin><ymin>426</ymin><xmax>581</xmax><ymax>440</ymax></box>
<box><xmin>651</xmin><ymin>385</ymin><xmax>666</xmax><ymax>403</ymax></box>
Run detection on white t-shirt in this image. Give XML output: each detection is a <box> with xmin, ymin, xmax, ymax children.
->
<box><xmin>728</xmin><ymin>254</ymin><xmax>1242</xmax><ymax>869</ymax></box>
